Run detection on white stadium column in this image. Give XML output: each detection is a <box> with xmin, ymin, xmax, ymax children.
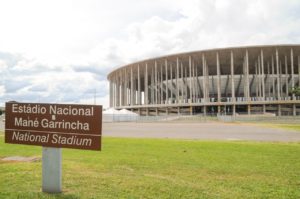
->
<box><xmin>216</xmin><ymin>52</ymin><xmax>221</xmax><ymax>103</ymax></box>
<box><xmin>130</xmin><ymin>67</ymin><xmax>134</xmax><ymax>105</ymax></box>
<box><xmin>155</xmin><ymin>61</ymin><xmax>158</xmax><ymax>104</ymax></box>
<box><xmin>230</xmin><ymin>51</ymin><xmax>236</xmax><ymax>115</ymax></box>
<box><xmin>176</xmin><ymin>57</ymin><xmax>179</xmax><ymax>103</ymax></box>
<box><xmin>276</xmin><ymin>49</ymin><xmax>280</xmax><ymax>100</ymax></box>
<box><xmin>145</xmin><ymin>63</ymin><xmax>148</xmax><ymax>105</ymax></box>
<box><xmin>165</xmin><ymin>59</ymin><xmax>168</xmax><ymax>103</ymax></box>
<box><xmin>290</xmin><ymin>49</ymin><xmax>295</xmax><ymax>100</ymax></box>
<box><xmin>261</xmin><ymin>50</ymin><xmax>265</xmax><ymax>101</ymax></box>
<box><xmin>138</xmin><ymin>64</ymin><xmax>141</xmax><ymax>105</ymax></box>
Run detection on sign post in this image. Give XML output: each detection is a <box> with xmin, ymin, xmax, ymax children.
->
<box><xmin>42</xmin><ymin>147</ymin><xmax>62</xmax><ymax>193</ymax></box>
<box><xmin>5</xmin><ymin>102</ymin><xmax>102</xmax><ymax>193</ymax></box>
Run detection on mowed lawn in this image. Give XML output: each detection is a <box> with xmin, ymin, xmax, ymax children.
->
<box><xmin>263</xmin><ymin>123</ymin><xmax>300</xmax><ymax>132</ymax></box>
<box><xmin>0</xmin><ymin>133</ymin><xmax>300</xmax><ymax>199</ymax></box>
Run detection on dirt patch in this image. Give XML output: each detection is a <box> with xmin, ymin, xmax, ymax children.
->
<box><xmin>1</xmin><ymin>156</ymin><xmax>41</xmax><ymax>163</ymax></box>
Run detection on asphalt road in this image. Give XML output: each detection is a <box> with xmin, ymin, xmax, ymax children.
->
<box><xmin>102</xmin><ymin>122</ymin><xmax>300</xmax><ymax>142</ymax></box>
<box><xmin>1</xmin><ymin>118</ymin><xmax>299</xmax><ymax>142</ymax></box>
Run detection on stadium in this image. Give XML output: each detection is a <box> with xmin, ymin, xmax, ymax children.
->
<box><xmin>107</xmin><ymin>45</ymin><xmax>300</xmax><ymax>116</ymax></box>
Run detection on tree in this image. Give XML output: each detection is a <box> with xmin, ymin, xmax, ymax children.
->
<box><xmin>289</xmin><ymin>87</ymin><xmax>300</xmax><ymax>96</ymax></box>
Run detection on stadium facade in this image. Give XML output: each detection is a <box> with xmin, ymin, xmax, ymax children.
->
<box><xmin>107</xmin><ymin>45</ymin><xmax>300</xmax><ymax>116</ymax></box>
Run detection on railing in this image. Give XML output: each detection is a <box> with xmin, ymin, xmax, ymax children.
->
<box><xmin>103</xmin><ymin>112</ymin><xmax>300</xmax><ymax>123</ymax></box>
<box><xmin>126</xmin><ymin>96</ymin><xmax>300</xmax><ymax>107</ymax></box>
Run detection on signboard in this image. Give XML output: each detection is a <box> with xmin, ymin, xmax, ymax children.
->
<box><xmin>5</xmin><ymin>102</ymin><xmax>102</xmax><ymax>150</ymax></box>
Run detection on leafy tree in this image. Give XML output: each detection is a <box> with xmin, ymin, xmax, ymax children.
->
<box><xmin>289</xmin><ymin>87</ymin><xmax>300</xmax><ymax>96</ymax></box>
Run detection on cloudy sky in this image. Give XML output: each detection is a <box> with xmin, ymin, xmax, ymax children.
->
<box><xmin>0</xmin><ymin>0</ymin><xmax>299</xmax><ymax>107</ymax></box>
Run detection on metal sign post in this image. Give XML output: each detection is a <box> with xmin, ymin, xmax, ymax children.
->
<box><xmin>42</xmin><ymin>147</ymin><xmax>62</xmax><ymax>193</ymax></box>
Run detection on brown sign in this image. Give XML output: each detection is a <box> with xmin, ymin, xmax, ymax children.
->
<box><xmin>5</xmin><ymin>102</ymin><xmax>102</xmax><ymax>150</ymax></box>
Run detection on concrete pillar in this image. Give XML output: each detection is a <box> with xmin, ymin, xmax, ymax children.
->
<box><xmin>203</xmin><ymin>106</ymin><xmax>207</xmax><ymax>116</ymax></box>
<box><xmin>184</xmin><ymin>67</ymin><xmax>187</xmax><ymax>102</ymax></box>
<box><xmin>170</xmin><ymin>63</ymin><xmax>173</xmax><ymax>104</ymax></box>
<box><xmin>258</xmin><ymin>59</ymin><xmax>261</xmax><ymax>98</ymax></box>
<box><xmin>202</xmin><ymin>54</ymin><xmax>206</xmax><ymax>102</ymax></box>
<box><xmin>166</xmin><ymin>107</ymin><xmax>169</xmax><ymax>115</ymax></box>
<box><xmin>285</xmin><ymin>56</ymin><xmax>289</xmax><ymax>97</ymax></box>
<box><xmin>230</xmin><ymin>51</ymin><xmax>235</xmax><ymax>102</ymax></box>
<box><xmin>247</xmin><ymin>104</ymin><xmax>251</xmax><ymax>115</ymax></box>
<box><xmin>217</xmin><ymin>106</ymin><xmax>221</xmax><ymax>114</ymax></box>
<box><xmin>267</xmin><ymin>62</ymin><xmax>271</xmax><ymax>97</ymax></box>
<box><xmin>192</xmin><ymin>61</ymin><xmax>196</xmax><ymax>102</ymax></box>
<box><xmin>165</xmin><ymin>59</ymin><xmax>168</xmax><ymax>104</ymax></box>
<box><xmin>120</xmin><ymin>74</ymin><xmax>123</xmax><ymax>106</ymax></box>
<box><xmin>145</xmin><ymin>63</ymin><xmax>148</xmax><ymax>105</ymax></box>
<box><xmin>245</xmin><ymin>50</ymin><xmax>250</xmax><ymax>101</ymax></box>
<box><xmin>195</xmin><ymin>66</ymin><xmax>199</xmax><ymax>101</ymax></box>
<box><xmin>271</xmin><ymin>56</ymin><xmax>276</xmax><ymax>97</ymax></box>
<box><xmin>146</xmin><ymin>108</ymin><xmax>149</xmax><ymax>116</ymax></box>
<box><xmin>298</xmin><ymin>56</ymin><xmax>300</xmax><ymax>87</ymax></box>
<box><xmin>124</xmin><ymin>69</ymin><xmax>128</xmax><ymax>105</ymax></box>
<box><xmin>181</xmin><ymin>63</ymin><xmax>184</xmax><ymax>103</ymax></box>
<box><xmin>278</xmin><ymin>104</ymin><xmax>281</xmax><ymax>116</ymax></box>
<box><xmin>232</xmin><ymin>105</ymin><xmax>236</xmax><ymax>116</ymax></box>
<box><xmin>156</xmin><ymin>108</ymin><xmax>158</xmax><ymax>116</ymax></box>
<box><xmin>293</xmin><ymin>104</ymin><xmax>296</xmax><ymax>116</ymax></box>
<box><xmin>112</xmin><ymin>80</ymin><xmax>115</xmax><ymax>107</ymax></box>
<box><xmin>176</xmin><ymin>57</ymin><xmax>179</xmax><ymax>103</ymax></box>
<box><xmin>255</xmin><ymin>63</ymin><xmax>259</xmax><ymax>97</ymax></box>
<box><xmin>155</xmin><ymin>61</ymin><xmax>158</xmax><ymax>104</ymax></box>
<box><xmin>290</xmin><ymin>49</ymin><xmax>295</xmax><ymax>100</ymax></box>
<box><xmin>279</xmin><ymin>61</ymin><xmax>282</xmax><ymax>96</ymax></box>
<box><xmin>190</xmin><ymin>106</ymin><xmax>193</xmax><ymax>115</ymax></box>
<box><xmin>276</xmin><ymin>49</ymin><xmax>280</xmax><ymax>100</ymax></box>
<box><xmin>177</xmin><ymin>107</ymin><xmax>180</xmax><ymax>115</ymax></box>
<box><xmin>261</xmin><ymin>50</ymin><xmax>265</xmax><ymax>100</ymax></box>
<box><xmin>151</xmin><ymin>68</ymin><xmax>154</xmax><ymax>104</ymax></box>
<box><xmin>116</xmin><ymin>75</ymin><xmax>119</xmax><ymax>107</ymax></box>
<box><xmin>160</xmin><ymin>66</ymin><xmax>163</xmax><ymax>104</ymax></box>
<box><xmin>263</xmin><ymin>104</ymin><xmax>266</xmax><ymax>114</ymax></box>
<box><xmin>205</xmin><ymin>58</ymin><xmax>209</xmax><ymax>102</ymax></box>
<box><xmin>130</xmin><ymin>67</ymin><xmax>134</xmax><ymax>105</ymax></box>
<box><xmin>138</xmin><ymin>64</ymin><xmax>141</xmax><ymax>105</ymax></box>
<box><xmin>202</xmin><ymin>54</ymin><xmax>207</xmax><ymax>102</ymax></box>
<box><xmin>109</xmin><ymin>80</ymin><xmax>112</xmax><ymax>107</ymax></box>
<box><xmin>216</xmin><ymin>52</ymin><xmax>221</xmax><ymax>102</ymax></box>
<box><xmin>189</xmin><ymin>56</ymin><xmax>192</xmax><ymax>102</ymax></box>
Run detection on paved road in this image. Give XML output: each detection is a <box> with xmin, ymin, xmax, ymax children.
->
<box><xmin>102</xmin><ymin>122</ymin><xmax>300</xmax><ymax>142</ymax></box>
<box><xmin>1</xmin><ymin>118</ymin><xmax>300</xmax><ymax>142</ymax></box>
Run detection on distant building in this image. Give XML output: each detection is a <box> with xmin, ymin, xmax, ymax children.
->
<box><xmin>107</xmin><ymin>45</ymin><xmax>300</xmax><ymax>116</ymax></box>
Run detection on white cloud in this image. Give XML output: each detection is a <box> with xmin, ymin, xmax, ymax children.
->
<box><xmin>0</xmin><ymin>0</ymin><xmax>300</xmax><ymax>107</ymax></box>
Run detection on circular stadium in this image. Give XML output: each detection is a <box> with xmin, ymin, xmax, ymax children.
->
<box><xmin>107</xmin><ymin>45</ymin><xmax>300</xmax><ymax>116</ymax></box>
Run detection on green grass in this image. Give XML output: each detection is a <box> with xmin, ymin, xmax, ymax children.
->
<box><xmin>253</xmin><ymin>123</ymin><xmax>300</xmax><ymax>132</ymax></box>
<box><xmin>0</xmin><ymin>133</ymin><xmax>300</xmax><ymax>199</ymax></box>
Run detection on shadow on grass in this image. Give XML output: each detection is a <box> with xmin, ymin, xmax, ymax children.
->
<box><xmin>42</xmin><ymin>193</ymin><xmax>80</xmax><ymax>199</ymax></box>
<box><xmin>8</xmin><ymin>192</ymin><xmax>81</xmax><ymax>199</ymax></box>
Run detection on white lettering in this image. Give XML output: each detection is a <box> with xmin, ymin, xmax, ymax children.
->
<box><xmin>49</xmin><ymin>105</ymin><xmax>93</xmax><ymax>116</ymax></box>
<box><xmin>41</xmin><ymin>119</ymin><xmax>89</xmax><ymax>131</ymax></box>
<box><xmin>51</xmin><ymin>134</ymin><xmax>92</xmax><ymax>146</ymax></box>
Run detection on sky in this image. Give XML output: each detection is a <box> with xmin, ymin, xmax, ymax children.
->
<box><xmin>0</xmin><ymin>0</ymin><xmax>300</xmax><ymax>108</ymax></box>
